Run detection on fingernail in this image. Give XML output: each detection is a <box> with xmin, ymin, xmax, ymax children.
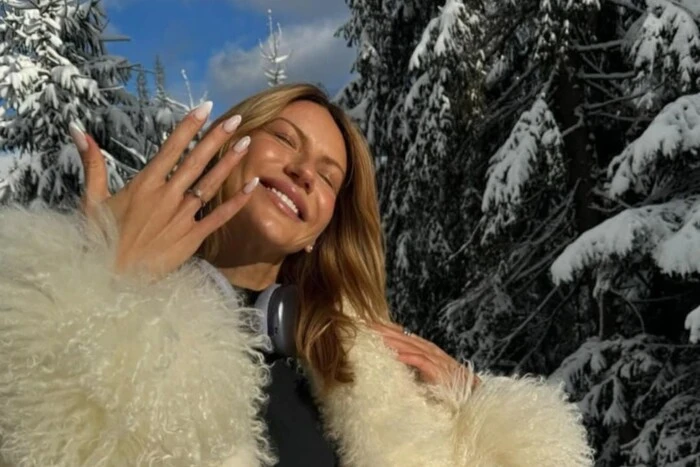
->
<box><xmin>69</xmin><ymin>122</ymin><xmax>88</xmax><ymax>152</ymax></box>
<box><xmin>233</xmin><ymin>136</ymin><xmax>251</xmax><ymax>153</ymax></box>
<box><xmin>243</xmin><ymin>177</ymin><xmax>259</xmax><ymax>194</ymax></box>
<box><xmin>222</xmin><ymin>114</ymin><xmax>242</xmax><ymax>133</ymax></box>
<box><xmin>193</xmin><ymin>101</ymin><xmax>213</xmax><ymax>121</ymax></box>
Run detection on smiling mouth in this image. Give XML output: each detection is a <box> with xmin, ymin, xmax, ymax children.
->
<box><xmin>261</xmin><ymin>182</ymin><xmax>303</xmax><ymax>220</ymax></box>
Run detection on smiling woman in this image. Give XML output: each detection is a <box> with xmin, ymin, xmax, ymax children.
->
<box><xmin>0</xmin><ymin>84</ymin><xmax>593</xmax><ymax>467</ymax></box>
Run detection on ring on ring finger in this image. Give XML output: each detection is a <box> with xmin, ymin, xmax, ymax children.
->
<box><xmin>185</xmin><ymin>187</ymin><xmax>206</xmax><ymax>208</ymax></box>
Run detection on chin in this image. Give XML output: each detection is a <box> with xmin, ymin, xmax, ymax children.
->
<box><xmin>244</xmin><ymin>199</ymin><xmax>306</xmax><ymax>255</ymax></box>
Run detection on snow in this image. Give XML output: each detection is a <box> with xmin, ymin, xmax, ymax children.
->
<box><xmin>259</xmin><ymin>9</ymin><xmax>290</xmax><ymax>87</ymax></box>
<box><xmin>409</xmin><ymin>0</ymin><xmax>476</xmax><ymax>70</ymax></box>
<box><xmin>485</xmin><ymin>54</ymin><xmax>508</xmax><ymax>89</ymax></box>
<box><xmin>607</xmin><ymin>93</ymin><xmax>700</xmax><ymax>198</ymax></box>
<box><xmin>685</xmin><ymin>305</ymin><xmax>700</xmax><ymax>344</ymax></box>
<box><xmin>481</xmin><ymin>97</ymin><xmax>564</xmax><ymax>239</ymax></box>
<box><xmin>0</xmin><ymin>152</ymin><xmax>21</xmax><ymax>178</ymax></box>
<box><xmin>624</xmin><ymin>0</ymin><xmax>700</xmax><ymax>107</ymax></box>
<box><xmin>551</xmin><ymin>196</ymin><xmax>700</xmax><ymax>284</ymax></box>
<box><xmin>654</xmin><ymin>201</ymin><xmax>700</xmax><ymax>276</ymax></box>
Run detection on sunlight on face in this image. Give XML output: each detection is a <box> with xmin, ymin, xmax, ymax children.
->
<box><xmin>223</xmin><ymin>100</ymin><xmax>348</xmax><ymax>254</ymax></box>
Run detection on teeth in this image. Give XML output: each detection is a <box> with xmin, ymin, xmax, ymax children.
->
<box><xmin>266</xmin><ymin>186</ymin><xmax>299</xmax><ymax>215</ymax></box>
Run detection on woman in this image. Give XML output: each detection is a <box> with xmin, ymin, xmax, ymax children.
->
<box><xmin>0</xmin><ymin>84</ymin><xmax>592</xmax><ymax>466</ymax></box>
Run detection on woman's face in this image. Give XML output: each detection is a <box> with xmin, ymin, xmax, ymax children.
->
<box><xmin>223</xmin><ymin>100</ymin><xmax>348</xmax><ymax>254</ymax></box>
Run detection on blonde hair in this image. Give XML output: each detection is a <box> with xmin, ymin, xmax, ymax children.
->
<box><xmin>196</xmin><ymin>84</ymin><xmax>389</xmax><ymax>390</ymax></box>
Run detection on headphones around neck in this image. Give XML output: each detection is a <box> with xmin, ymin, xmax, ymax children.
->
<box><xmin>253</xmin><ymin>283</ymin><xmax>300</xmax><ymax>358</ymax></box>
<box><xmin>192</xmin><ymin>258</ymin><xmax>300</xmax><ymax>358</ymax></box>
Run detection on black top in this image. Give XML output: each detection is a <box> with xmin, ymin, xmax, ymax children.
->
<box><xmin>239</xmin><ymin>288</ymin><xmax>339</xmax><ymax>467</ymax></box>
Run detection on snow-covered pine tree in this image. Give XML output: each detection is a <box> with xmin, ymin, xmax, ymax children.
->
<box><xmin>343</xmin><ymin>0</ymin><xmax>700</xmax><ymax>463</ymax></box>
<box><xmin>339</xmin><ymin>0</ymin><xmax>485</xmax><ymax>342</ymax></box>
<box><xmin>259</xmin><ymin>9</ymin><xmax>290</xmax><ymax>87</ymax></box>
<box><xmin>544</xmin><ymin>1</ymin><xmax>700</xmax><ymax>465</ymax></box>
<box><xmin>437</xmin><ymin>0</ymin><xmax>602</xmax><ymax>377</ymax></box>
<box><xmin>114</xmin><ymin>59</ymin><xmax>190</xmax><ymax>183</ymax></box>
<box><xmin>0</xmin><ymin>0</ymin><xmax>143</xmax><ymax>206</ymax></box>
<box><xmin>551</xmin><ymin>96</ymin><xmax>700</xmax><ymax>466</ymax></box>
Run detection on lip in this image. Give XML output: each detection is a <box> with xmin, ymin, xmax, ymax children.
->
<box><xmin>259</xmin><ymin>177</ymin><xmax>308</xmax><ymax>221</ymax></box>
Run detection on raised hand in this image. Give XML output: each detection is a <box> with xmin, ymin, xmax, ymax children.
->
<box><xmin>373</xmin><ymin>322</ymin><xmax>481</xmax><ymax>389</ymax></box>
<box><xmin>70</xmin><ymin>102</ymin><xmax>258</xmax><ymax>279</ymax></box>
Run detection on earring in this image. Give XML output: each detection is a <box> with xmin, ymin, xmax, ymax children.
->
<box><xmin>305</xmin><ymin>244</ymin><xmax>314</xmax><ymax>253</ymax></box>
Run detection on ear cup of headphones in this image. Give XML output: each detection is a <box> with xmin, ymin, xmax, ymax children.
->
<box><xmin>190</xmin><ymin>257</ymin><xmax>300</xmax><ymax>357</ymax></box>
<box><xmin>254</xmin><ymin>284</ymin><xmax>300</xmax><ymax>358</ymax></box>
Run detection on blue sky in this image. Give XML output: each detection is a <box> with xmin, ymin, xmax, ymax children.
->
<box><xmin>103</xmin><ymin>0</ymin><xmax>356</xmax><ymax>108</ymax></box>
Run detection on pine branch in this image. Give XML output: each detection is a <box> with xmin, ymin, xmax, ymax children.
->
<box><xmin>514</xmin><ymin>283</ymin><xmax>579</xmax><ymax>373</ymax></box>
<box><xmin>584</xmin><ymin>75</ymin><xmax>619</xmax><ymax>100</ymax></box>
<box><xmin>578</xmin><ymin>71</ymin><xmax>636</xmax><ymax>80</ymax></box>
<box><xmin>181</xmin><ymin>69</ymin><xmax>194</xmax><ymax>109</ymax></box>
<box><xmin>573</xmin><ymin>39</ymin><xmax>625</xmax><ymax>52</ymax></box>
<box><xmin>608</xmin><ymin>288</ymin><xmax>647</xmax><ymax>334</ymax></box>
<box><xmin>491</xmin><ymin>285</ymin><xmax>562</xmax><ymax>365</ymax></box>
<box><xmin>587</xmin><ymin>111</ymin><xmax>653</xmax><ymax>123</ymax></box>
<box><xmin>583</xmin><ymin>84</ymin><xmax>664</xmax><ymax>111</ymax></box>
<box><xmin>109</xmin><ymin>136</ymin><xmax>147</xmax><ymax>166</ymax></box>
<box><xmin>561</xmin><ymin>106</ymin><xmax>584</xmax><ymax>138</ymax></box>
<box><xmin>488</xmin><ymin>64</ymin><xmax>537</xmax><ymax>111</ymax></box>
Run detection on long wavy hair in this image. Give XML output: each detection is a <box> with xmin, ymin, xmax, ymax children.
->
<box><xmin>196</xmin><ymin>84</ymin><xmax>389</xmax><ymax>391</ymax></box>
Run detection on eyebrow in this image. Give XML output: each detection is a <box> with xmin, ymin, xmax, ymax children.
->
<box><xmin>274</xmin><ymin>117</ymin><xmax>347</xmax><ymax>177</ymax></box>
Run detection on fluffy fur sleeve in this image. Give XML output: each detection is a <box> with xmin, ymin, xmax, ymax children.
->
<box><xmin>320</xmin><ymin>328</ymin><xmax>593</xmax><ymax>467</ymax></box>
<box><xmin>431</xmin><ymin>372</ymin><xmax>594</xmax><ymax>466</ymax></box>
<box><xmin>0</xmin><ymin>206</ymin><xmax>273</xmax><ymax>467</ymax></box>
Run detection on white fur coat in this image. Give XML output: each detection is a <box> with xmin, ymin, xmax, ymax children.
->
<box><xmin>0</xmin><ymin>206</ymin><xmax>593</xmax><ymax>467</ymax></box>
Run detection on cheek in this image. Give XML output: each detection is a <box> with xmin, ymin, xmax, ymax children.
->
<box><xmin>315</xmin><ymin>193</ymin><xmax>338</xmax><ymax>228</ymax></box>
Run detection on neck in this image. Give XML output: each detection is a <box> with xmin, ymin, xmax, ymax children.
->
<box><xmin>216</xmin><ymin>262</ymin><xmax>281</xmax><ymax>292</ymax></box>
<box><xmin>212</xmin><ymin>221</ymin><xmax>287</xmax><ymax>291</ymax></box>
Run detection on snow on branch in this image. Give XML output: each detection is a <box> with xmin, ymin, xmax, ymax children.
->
<box><xmin>624</xmin><ymin>0</ymin><xmax>700</xmax><ymax>107</ymax></box>
<box><xmin>685</xmin><ymin>305</ymin><xmax>700</xmax><ymax>344</ymax></box>
<box><xmin>551</xmin><ymin>335</ymin><xmax>665</xmax><ymax>425</ymax></box>
<box><xmin>409</xmin><ymin>0</ymin><xmax>480</xmax><ymax>70</ymax></box>
<box><xmin>481</xmin><ymin>97</ymin><xmax>564</xmax><ymax>240</ymax></box>
<box><xmin>259</xmin><ymin>9</ymin><xmax>290</xmax><ymax>87</ymax></box>
<box><xmin>551</xmin><ymin>196</ymin><xmax>700</xmax><ymax>284</ymax></box>
<box><xmin>626</xmin><ymin>393</ymin><xmax>700</xmax><ymax>464</ymax></box>
<box><xmin>607</xmin><ymin>92</ymin><xmax>700</xmax><ymax>198</ymax></box>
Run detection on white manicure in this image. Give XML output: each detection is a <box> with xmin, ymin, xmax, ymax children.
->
<box><xmin>193</xmin><ymin>101</ymin><xmax>213</xmax><ymax>121</ymax></box>
<box><xmin>234</xmin><ymin>136</ymin><xmax>251</xmax><ymax>152</ymax></box>
<box><xmin>68</xmin><ymin>122</ymin><xmax>88</xmax><ymax>152</ymax></box>
<box><xmin>222</xmin><ymin>114</ymin><xmax>242</xmax><ymax>133</ymax></box>
<box><xmin>243</xmin><ymin>177</ymin><xmax>259</xmax><ymax>194</ymax></box>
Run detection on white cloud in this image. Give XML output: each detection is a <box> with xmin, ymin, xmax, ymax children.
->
<box><xmin>207</xmin><ymin>16</ymin><xmax>355</xmax><ymax>106</ymax></box>
<box><xmin>228</xmin><ymin>0</ymin><xmax>348</xmax><ymax>20</ymax></box>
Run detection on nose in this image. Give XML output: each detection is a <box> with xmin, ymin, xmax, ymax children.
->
<box><xmin>284</xmin><ymin>159</ymin><xmax>315</xmax><ymax>193</ymax></box>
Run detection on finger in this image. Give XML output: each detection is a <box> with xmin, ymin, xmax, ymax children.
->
<box><xmin>70</xmin><ymin>123</ymin><xmax>110</xmax><ymax>212</ymax></box>
<box><xmin>384</xmin><ymin>321</ymin><xmax>404</xmax><ymax>332</ymax></box>
<box><xmin>167</xmin><ymin>115</ymin><xmax>248</xmax><ymax>194</ymax></box>
<box><xmin>376</xmin><ymin>324</ymin><xmax>445</xmax><ymax>356</ymax></box>
<box><xmin>144</xmin><ymin>101</ymin><xmax>214</xmax><ymax>180</ymax></box>
<box><xmin>396</xmin><ymin>352</ymin><xmax>440</xmax><ymax>383</ymax></box>
<box><xmin>381</xmin><ymin>333</ymin><xmax>427</xmax><ymax>356</ymax></box>
<box><xmin>179</xmin><ymin>143</ymin><xmax>250</xmax><ymax>214</ymax></box>
<box><xmin>374</xmin><ymin>322</ymin><xmax>413</xmax><ymax>336</ymax></box>
<box><xmin>375</xmin><ymin>324</ymin><xmax>435</xmax><ymax>352</ymax></box>
<box><xmin>185</xmin><ymin>177</ymin><xmax>260</xmax><ymax>247</ymax></box>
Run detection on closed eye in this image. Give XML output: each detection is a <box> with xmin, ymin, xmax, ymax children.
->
<box><xmin>320</xmin><ymin>173</ymin><xmax>334</xmax><ymax>188</ymax></box>
<box><xmin>275</xmin><ymin>132</ymin><xmax>295</xmax><ymax>147</ymax></box>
